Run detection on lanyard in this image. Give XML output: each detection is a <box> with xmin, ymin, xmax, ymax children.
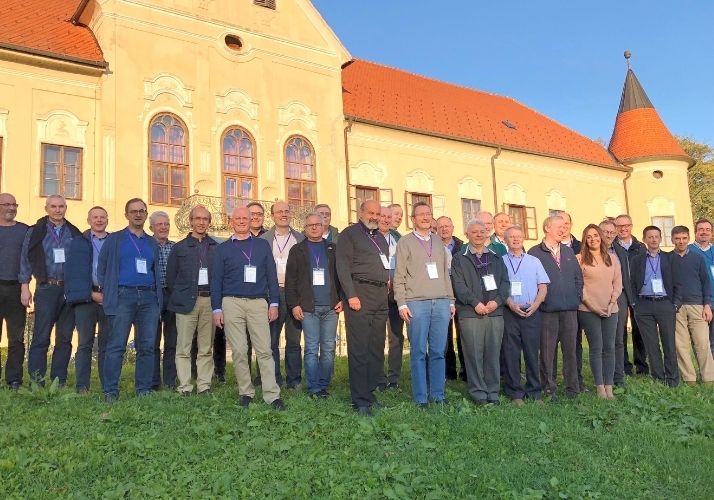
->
<box><xmin>274</xmin><ymin>232</ymin><xmax>293</xmax><ymax>255</ymax></box>
<box><xmin>364</xmin><ymin>228</ymin><xmax>384</xmax><ymax>254</ymax></box>
<box><xmin>506</xmin><ymin>254</ymin><xmax>524</xmax><ymax>276</ymax></box>
<box><xmin>308</xmin><ymin>242</ymin><xmax>324</xmax><ymax>268</ymax></box>
<box><xmin>91</xmin><ymin>235</ymin><xmax>105</xmax><ymax>256</ymax></box>
<box><xmin>234</xmin><ymin>236</ymin><xmax>254</xmax><ymax>264</ymax></box>
<box><xmin>647</xmin><ymin>252</ymin><xmax>660</xmax><ymax>277</ymax></box>
<box><xmin>127</xmin><ymin>231</ymin><xmax>145</xmax><ymax>258</ymax></box>
<box><xmin>48</xmin><ymin>223</ymin><xmax>65</xmax><ymax>247</ymax></box>
<box><xmin>471</xmin><ymin>250</ymin><xmax>490</xmax><ymax>269</ymax></box>
<box><xmin>414</xmin><ymin>233</ymin><xmax>433</xmax><ymax>259</ymax></box>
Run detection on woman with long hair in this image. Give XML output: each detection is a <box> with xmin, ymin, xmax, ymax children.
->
<box><xmin>577</xmin><ymin>224</ymin><xmax>623</xmax><ymax>399</ymax></box>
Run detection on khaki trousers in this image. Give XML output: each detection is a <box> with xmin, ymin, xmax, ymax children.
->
<box><xmin>223</xmin><ymin>297</ymin><xmax>280</xmax><ymax>403</ymax></box>
<box><xmin>176</xmin><ymin>296</ymin><xmax>215</xmax><ymax>392</ymax></box>
<box><xmin>675</xmin><ymin>304</ymin><xmax>714</xmax><ymax>383</ymax></box>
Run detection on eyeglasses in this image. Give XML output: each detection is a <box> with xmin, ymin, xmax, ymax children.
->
<box><xmin>128</xmin><ymin>209</ymin><xmax>147</xmax><ymax>215</ymax></box>
<box><xmin>0</xmin><ymin>203</ymin><xmax>18</xmax><ymax>208</ymax></box>
<box><xmin>305</xmin><ymin>223</ymin><xmax>322</xmax><ymax>228</ymax></box>
<box><xmin>249</xmin><ymin>212</ymin><xmax>264</xmax><ymax>217</ymax></box>
<box><xmin>615</xmin><ymin>224</ymin><xmax>632</xmax><ymax>229</ymax></box>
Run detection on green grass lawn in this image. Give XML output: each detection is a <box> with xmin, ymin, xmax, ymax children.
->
<box><xmin>1</xmin><ymin>355</ymin><xmax>713</xmax><ymax>499</ymax></box>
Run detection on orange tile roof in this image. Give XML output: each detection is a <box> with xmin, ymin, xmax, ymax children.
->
<box><xmin>0</xmin><ymin>0</ymin><xmax>105</xmax><ymax>67</ymax></box>
<box><xmin>342</xmin><ymin>59</ymin><xmax>621</xmax><ymax>170</ymax></box>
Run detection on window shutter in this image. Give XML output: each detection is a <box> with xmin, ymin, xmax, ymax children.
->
<box><xmin>348</xmin><ymin>185</ymin><xmax>358</xmax><ymax>224</ymax></box>
<box><xmin>405</xmin><ymin>192</ymin><xmax>413</xmax><ymax>229</ymax></box>
<box><xmin>526</xmin><ymin>206</ymin><xmax>538</xmax><ymax>240</ymax></box>
<box><xmin>379</xmin><ymin>188</ymin><xmax>393</xmax><ymax>207</ymax></box>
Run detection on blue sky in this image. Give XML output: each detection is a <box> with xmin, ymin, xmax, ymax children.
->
<box><xmin>313</xmin><ymin>1</ymin><xmax>713</xmax><ymax>146</ymax></box>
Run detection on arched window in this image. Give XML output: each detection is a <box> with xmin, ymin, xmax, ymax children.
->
<box><xmin>284</xmin><ymin>136</ymin><xmax>316</xmax><ymax>207</ymax></box>
<box><xmin>149</xmin><ymin>113</ymin><xmax>189</xmax><ymax>206</ymax></box>
<box><xmin>222</xmin><ymin>127</ymin><xmax>256</xmax><ymax>214</ymax></box>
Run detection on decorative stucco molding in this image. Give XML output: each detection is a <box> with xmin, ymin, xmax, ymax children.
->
<box><xmin>278</xmin><ymin>101</ymin><xmax>317</xmax><ymax>130</ymax></box>
<box><xmin>350</xmin><ymin>161</ymin><xmax>385</xmax><ymax>186</ymax></box>
<box><xmin>502</xmin><ymin>183</ymin><xmax>527</xmax><ymax>205</ymax></box>
<box><xmin>405</xmin><ymin>169</ymin><xmax>434</xmax><ymax>193</ymax></box>
<box><xmin>143</xmin><ymin>73</ymin><xmax>194</xmax><ymax>108</ymax></box>
<box><xmin>215</xmin><ymin>89</ymin><xmax>258</xmax><ymax>119</ymax></box>
<box><xmin>36</xmin><ymin>110</ymin><xmax>88</xmax><ymax>147</ymax></box>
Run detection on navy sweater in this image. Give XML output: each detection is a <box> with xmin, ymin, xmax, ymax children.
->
<box><xmin>210</xmin><ymin>236</ymin><xmax>279</xmax><ymax>310</ymax></box>
<box><xmin>672</xmin><ymin>250</ymin><xmax>712</xmax><ymax>306</ymax></box>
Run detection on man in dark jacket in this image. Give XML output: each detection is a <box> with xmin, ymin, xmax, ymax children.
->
<box><xmin>166</xmin><ymin>205</ymin><xmax>219</xmax><ymax>395</ymax></box>
<box><xmin>451</xmin><ymin>219</ymin><xmax>510</xmax><ymax>405</ymax></box>
<box><xmin>285</xmin><ymin>212</ymin><xmax>343</xmax><ymax>398</ymax></box>
<box><xmin>64</xmin><ymin>206</ymin><xmax>110</xmax><ymax>393</ymax></box>
<box><xmin>19</xmin><ymin>195</ymin><xmax>81</xmax><ymax>386</ymax></box>
<box><xmin>528</xmin><ymin>215</ymin><xmax>584</xmax><ymax>401</ymax></box>
<box><xmin>630</xmin><ymin>226</ymin><xmax>679</xmax><ymax>387</ymax></box>
<box><xmin>615</xmin><ymin>214</ymin><xmax>649</xmax><ymax>375</ymax></box>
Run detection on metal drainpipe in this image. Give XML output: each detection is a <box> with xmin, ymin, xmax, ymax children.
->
<box><xmin>622</xmin><ymin>170</ymin><xmax>631</xmax><ymax>214</ymax></box>
<box><xmin>490</xmin><ymin>147</ymin><xmax>502</xmax><ymax>211</ymax></box>
<box><xmin>343</xmin><ymin>118</ymin><xmax>354</xmax><ymax>218</ymax></box>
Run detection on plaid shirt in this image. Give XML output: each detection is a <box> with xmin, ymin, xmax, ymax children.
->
<box><xmin>156</xmin><ymin>240</ymin><xmax>175</xmax><ymax>288</ymax></box>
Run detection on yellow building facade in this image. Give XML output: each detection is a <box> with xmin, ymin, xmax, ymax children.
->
<box><xmin>0</xmin><ymin>0</ymin><xmax>694</xmax><ymax>244</ymax></box>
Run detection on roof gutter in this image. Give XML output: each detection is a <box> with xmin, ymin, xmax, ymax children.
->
<box><xmin>622</xmin><ymin>171</ymin><xmax>631</xmax><ymax>214</ymax></box>
<box><xmin>490</xmin><ymin>147</ymin><xmax>502</xmax><ymax>211</ymax></box>
<box><xmin>344</xmin><ymin>117</ymin><xmax>354</xmax><ymax>219</ymax></box>
<box><xmin>0</xmin><ymin>43</ymin><xmax>107</xmax><ymax>69</ymax></box>
<box><xmin>345</xmin><ymin>115</ymin><xmax>628</xmax><ymax>172</ymax></box>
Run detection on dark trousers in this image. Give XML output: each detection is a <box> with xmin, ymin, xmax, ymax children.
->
<box><xmin>28</xmin><ymin>283</ymin><xmax>74</xmax><ymax>385</ymax></box>
<box><xmin>73</xmin><ymin>301</ymin><xmax>108</xmax><ymax>390</ymax></box>
<box><xmin>614</xmin><ymin>292</ymin><xmax>628</xmax><ymax>385</ymax></box>
<box><xmin>0</xmin><ymin>282</ymin><xmax>26</xmax><ymax>386</ymax></box>
<box><xmin>445</xmin><ymin>313</ymin><xmax>466</xmax><ymax>380</ymax></box>
<box><xmin>345</xmin><ymin>282</ymin><xmax>388</xmax><ymax>408</ymax></box>
<box><xmin>625</xmin><ymin>303</ymin><xmax>649</xmax><ymax>375</ymax></box>
<box><xmin>153</xmin><ymin>289</ymin><xmax>177</xmax><ymax>389</ymax></box>
<box><xmin>379</xmin><ymin>299</ymin><xmax>405</xmax><ymax>386</ymax></box>
<box><xmin>191</xmin><ymin>326</ymin><xmax>227</xmax><ymax>379</ymax></box>
<box><xmin>634</xmin><ymin>299</ymin><xmax>678</xmax><ymax>386</ymax></box>
<box><xmin>540</xmin><ymin>310</ymin><xmax>579</xmax><ymax>396</ymax></box>
<box><xmin>269</xmin><ymin>287</ymin><xmax>302</xmax><ymax>387</ymax></box>
<box><xmin>503</xmin><ymin>309</ymin><xmax>542</xmax><ymax>400</ymax></box>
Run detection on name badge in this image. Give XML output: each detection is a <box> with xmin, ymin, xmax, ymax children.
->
<box><xmin>380</xmin><ymin>253</ymin><xmax>391</xmax><ymax>270</ymax></box>
<box><xmin>136</xmin><ymin>258</ymin><xmax>148</xmax><ymax>274</ymax></box>
<box><xmin>275</xmin><ymin>257</ymin><xmax>287</xmax><ymax>275</ymax></box>
<box><xmin>426</xmin><ymin>261</ymin><xmax>439</xmax><ymax>279</ymax></box>
<box><xmin>53</xmin><ymin>248</ymin><xmax>66</xmax><ymax>264</ymax></box>
<box><xmin>313</xmin><ymin>268</ymin><xmax>325</xmax><ymax>286</ymax></box>
<box><xmin>511</xmin><ymin>281</ymin><xmax>522</xmax><ymax>296</ymax></box>
<box><xmin>198</xmin><ymin>267</ymin><xmax>208</xmax><ymax>285</ymax></box>
<box><xmin>652</xmin><ymin>278</ymin><xmax>664</xmax><ymax>294</ymax></box>
<box><xmin>244</xmin><ymin>265</ymin><xmax>257</xmax><ymax>283</ymax></box>
<box><xmin>483</xmin><ymin>274</ymin><xmax>497</xmax><ymax>291</ymax></box>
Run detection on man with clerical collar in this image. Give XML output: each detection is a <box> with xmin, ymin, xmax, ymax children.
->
<box><xmin>314</xmin><ymin>203</ymin><xmax>339</xmax><ymax>243</ymax></box>
<box><xmin>614</xmin><ymin>213</ymin><xmax>649</xmax><ymax>377</ymax></box>
<box><xmin>166</xmin><ymin>205</ymin><xmax>219</xmax><ymax>396</ymax></box>
<box><xmin>20</xmin><ymin>194</ymin><xmax>81</xmax><ymax>387</ymax></box>
<box><xmin>451</xmin><ymin>219</ymin><xmax>509</xmax><ymax>405</ymax></box>
<box><xmin>377</xmin><ymin>205</ymin><xmax>404</xmax><ymax>391</ymax></box>
<box><xmin>503</xmin><ymin>225</ymin><xmax>549</xmax><ymax>405</ymax></box>
<box><xmin>394</xmin><ymin>202</ymin><xmax>455</xmax><ymax>408</ymax></box>
<box><xmin>689</xmin><ymin>218</ymin><xmax>714</xmax><ymax>356</ymax></box>
<box><xmin>599</xmin><ymin>219</ymin><xmax>633</xmax><ymax>388</ymax></box>
<box><xmin>261</xmin><ymin>201</ymin><xmax>305</xmax><ymax>388</ymax></box>
<box><xmin>527</xmin><ymin>215</ymin><xmax>583</xmax><ymax>401</ymax></box>
<box><xmin>437</xmin><ymin>215</ymin><xmax>466</xmax><ymax>381</ymax></box>
<box><xmin>0</xmin><ymin>193</ymin><xmax>29</xmax><ymax>391</ymax></box>
<box><xmin>336</xmin><ymin>200</ymin><xmax>390</xmax><ymax>416</ymax></box>
<box><xmin>670</xmin><ymin>225</ymin><xmax>714</xmax><ymax>386</ymax></box>
<box><xmin>65</xmin><ymin>206</ymin><xmax>110</xmax><ymax>393</ymax></box>
<box><xmin>211</xmin><ymin>206</ymin><xmax>285</xmax><ymax>410</ymax></box>
<box><xmin>630</xmin><ymin>226</ymin><xmax>678</xmax><ymax>387</ymax></box>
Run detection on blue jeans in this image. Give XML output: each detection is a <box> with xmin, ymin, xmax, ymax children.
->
<box><xmin>406</xmin><ymin>298</ymin><xmax>451</xmax><ymax>404</ymax></box>
<box><xmin>103</xmin><ymin>288</ymin><xmax>160</xmax><ymax>397</ymax></box>
<box><xmin>301</xmin><ymin>306</ymin><xmax>338</xmax><ymax>394</ymax></box>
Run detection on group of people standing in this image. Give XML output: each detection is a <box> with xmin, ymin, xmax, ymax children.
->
<box><xmin>1</xmin><ymin>191</ymin><xmax>713</xmax><ymax>415</ymax></box>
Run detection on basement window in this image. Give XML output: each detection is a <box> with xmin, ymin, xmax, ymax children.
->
<box><xmin>254</xmin><ymin>0</ymin><xmax>276</xmax><ymax>9</ymax></box>
<box><xmin>225</xmin><ymin>35</ymin><xmax>243</xmax><ymax>52</ymax></box>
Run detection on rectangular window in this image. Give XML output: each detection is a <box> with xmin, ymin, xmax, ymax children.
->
<box><xmin>652</xmin><ymin>216</ymin><xmax>675</xmax><ymax>246</ymax></box>
<box><xmin>349</xmin><ymin>185</ymin><xmax>388</xmax><ymax>223</ymax></box>
<box><xmin>41</xmin><ymin>143</ymin><xmax>82</xmax><ymax>200</ymax></box>
<box><xmin>461</xmin><ymin>198</ymin><xmax>481</xmax><ymax>232</ymax></box>
<box><xmin>254</xmin><ymin>0</ymin><xmax>276</xmax><ymax>9</ymax></box>
<box><xmin>405</xmin><ymin>192</ymin><xmax>432</xmax><ymax>229</ymax></box>
<box><xmin>507</xmin><ymin>204</ymin><xmax>538</xmax><ymax>240</ymax></box>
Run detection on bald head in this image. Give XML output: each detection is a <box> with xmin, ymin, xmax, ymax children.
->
<box><xmin>271</xmin><ymin>201</ymin><xmax>291</xmax><ymax>229</ymax></box>
<box><xmin>0</xmin><ymin>193</ymin><xmax>18</xmax><ymax>224</ymax></box>
<box><xmin>231</xmin><ymin>206</ymin><xmax>251</xmax><ymax>236</ymax></box>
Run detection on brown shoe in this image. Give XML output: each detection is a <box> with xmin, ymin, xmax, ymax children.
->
<box><xmin>685</xmin><ymin>381</ymin><xmax>697</xmax><ymax>387</ymax></box>
<box><xmin>703</xmin><ymin>381</ymin><xmax>713</xmax><ymax>387</ymax></box>
<box><xmin>512</xmin><ymin>398</ymin><xmax>525</xmax><ymax>407</ymax></box>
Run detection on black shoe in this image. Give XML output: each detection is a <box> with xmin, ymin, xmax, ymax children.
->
<box><xmin>271</xmin><ymin>398</ymin><xmax>286</xmax><ymax>411</ymax></box>
<box><xmin>356</xmin><ymin>406</ymin><xmax>373</xmax><ymax>417</ymax></box>
<box><xmin>104</xmin><ymin>393</ymin><xmax>118</xmax><ymax>403</ymax></box>
<box><xmin>377</xmin><ymin>383</ymin><xmax>387</xmax><ymax>392</ymax></box>
<box><xmin>473</xmin><ymin>399</ymin><xmax>488</xmax><ymax>406</ymax></box>
<box><xmin>239</xmin><ymin>395</ymin><xmax>253</xmax><ymax>408</ymax></box>
<box><xmin>286</xmin><ymin>383</ymin><xmax>302</xmax><ymax>391</ymax></box>
<box><xmin>487</xmin><ymin>399</ymin><xmax>500</xmax><ymax>406</ymax></box>
<box><xmin>137</xmin><ymin>390</ymin><xmax>154</xmax><ymax>398</ymax></box>
<box><xmin>417</xmin><ymin>403</ymin><xmax>429</xmax><ymax>410</ymax></box>
<box><xmin>216</xmin><ymin>375</ymin><xmax>226</xmax><ymax>385</ymax></box>
<box><xmin>385</xmin><ymin>382</ymin><xmax>401</xmax><ymax>391</ymax></box>
<box><xmin>76</xmin><ymin>387</ymin><xmax>89</xmax><ymax>395</ymax></box>
<box><xmin>317</xmin><ymin>389</ymin><xmax>330</xmax><ymax>399</ymax></box>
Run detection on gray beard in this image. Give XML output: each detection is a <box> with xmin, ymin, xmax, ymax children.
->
<box><xmin>363</xmin><ymin>221</ymin><xmax>378</xmax><ymax>230</ymax></box>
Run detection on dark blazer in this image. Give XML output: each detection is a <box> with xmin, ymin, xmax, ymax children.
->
<box><xmin>449</xmin><ymin>236</ymin><xmax>465</xmax><ymax>256</ymax></box>
<box><xmin>284</xmin><ymin>239</ymin><xmax>342</xmax><ymax>312</ymax></box>
<box><xmin>630</xmin><ymin>250</ymin><xmax>679</xmax><ymax>306</ymax></box>
<box><xmin>27</xmin><ymin>215</ymin><xmax>81</xmax><ymax>282</ymax></box>
<box><xmin>64</xmin><ymin>230</ymin><xmax>93</xmax><ymax>305</ymax></box>
<box><xmin>165</xmin><ymin>235</ymin><xmax>219</xmax><ymax>314</ymax></box>
<box><xmin>616</xmin><ymin>236</ymin><xmax>646</xmax><ymax>304</ymax></box>
<box><xmin>450</xmin><ymin>247</ymin><xmax>509</xmax><ymax>319</ymax></box>
<box><xmin>528</xmin><ymin>241</ymin><xmax>583</xmax><ymax>312</ymax></box>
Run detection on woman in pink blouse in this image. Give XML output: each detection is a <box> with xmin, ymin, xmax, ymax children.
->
<box><xmin>577</xmin><ymin>224</ymin><xmax>623</xmax><ymax>400</ymax></box>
